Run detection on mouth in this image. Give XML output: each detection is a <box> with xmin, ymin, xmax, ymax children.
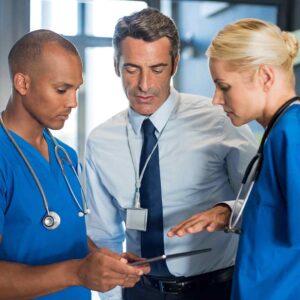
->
<box><xmin>56</xmin><ymin>114</ymin><xmax>70</xmax><ymax>121</ymax></box>
<box><xmin>135</xmin><ymin>95</ymin><xmax>154</xmax><ymax>103</ymax></box>
<box><xmin>224</xmin><ymin>106</ymin><xmax>233</xmax><ymax>114</ymax></box>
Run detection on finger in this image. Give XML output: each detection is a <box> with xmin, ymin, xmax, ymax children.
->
<box><xmin>136</xmin><ymin>265</ymin><xmax>151</xmax><ymax>274</ymax></box>
<box><xmin>168</xmin><ymin>221</ymin><xmax>195</xmax><ymax>236</ymax></box>
<box><xmin>171</xmin><ymin>217</ymin><xmax>210</xmax><ymax>236</ymax></box>
<box><xmin>109</xmin><ymin>259</ymin><xmax>144</xmax><ymax>276</ymax></box>
<box><xmin>169</xmin><ymin>215</ymin><xmax>199</xmax><ymax>231</ymax></box>
<box><xmin>105</xmin><ymin>277</ymin><xmax>130</xmax><ymax>290</ymax></box>
<box><xmin>94</xmin><ymin>253</ymin><xmax>142</xmax><ymax>277</ymax></box>
<box><xmin>206</xmin><ymin>220</ymin><xmax>225</xmax><ymax>232</ymax></box>
<box><xmin>167</xmin><ymin>217</ymin><xmax>196</xmax><ymax>234</ymax></box>
<box><xmin>206</xmin><ymin>224</ymin><xmax>218</xmax><ymax>232</ymax></box>
<box><xmin>185</xmin><ymin>218</ymin><xmax>212</xmax><ymax>232</ymax></box>
<box><xmin>122</xmin><ymin>252</ymin><xmax>143</xmax><ymax>262</ymax></box>
<box><xmin>123</xmin><ymin>275</ymin><xmax>141</xmax><ymax>287</ymax></box>
<box><xmin>98</xmin><ymin>248</ymin><xmax>123</xmax><ymax>260</ymax></box>
<box><xmin>168</xmin><ymin>213</ymin><xmax>206</xmax><ymax>236</ymax></box>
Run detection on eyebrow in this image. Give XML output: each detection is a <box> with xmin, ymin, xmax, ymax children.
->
<box><xmin>54</xmin><ymin>82</ymin><xmax>83</xmax><ymax>89</ymax></box>
<box><xmin>123</xmin><ymin>63</ymin><xmax>169</xmax><ymax>68</ymax></box>
<box><xmin>214</xmin><ymin>79</ymin><xmax>228</xmax><ymax>84</ymax></box>
<box><xmin>150</xmin><ymin>63</ymin><xmax>169</xmax><ymax>68</ymax></box>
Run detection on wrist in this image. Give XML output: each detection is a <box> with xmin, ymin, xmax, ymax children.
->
<box><xmin>65</xmin><ymin>259</ymin><xmax>83</xmax><ymax>287</ymax></box>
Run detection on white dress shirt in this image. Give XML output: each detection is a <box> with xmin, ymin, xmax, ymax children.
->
<box><xmin>85</xmin><ymin>88</ymin><xmax>258</xmax><ymax>299</ymax></box>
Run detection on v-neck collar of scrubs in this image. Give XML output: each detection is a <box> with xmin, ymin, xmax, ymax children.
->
<box><xmin>8</xmin><ymin>130</ymin><xmax>54</xmax><ymax>170</ymax></box>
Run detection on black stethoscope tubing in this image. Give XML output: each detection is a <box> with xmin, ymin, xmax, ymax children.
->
<box><xmin>225</xmin><ymin>96</ymin><xmax>300</xmax><ymax>234</ymax></box>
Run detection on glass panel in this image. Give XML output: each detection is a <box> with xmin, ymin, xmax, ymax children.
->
<box><xmin>161</xmin><ymin>0</ymin><xmax>278</xmax><ymax>139</ymax></box>
<box><xmin>85</xmin><ymin>0</ymin><xmax>147</xmax><ymax>37</ymax></box>
<box><xmin>30</xmin><ymin>0</ymin><xmax>79</xmax><ymax>148</ymax></box>
<box><xmin>30</xmin><ymin>0</ymin><xmax>78</xmax><ymax>35</ymax></box>
<box><xmin>85</xmin><ymin>47</ymin><xmax>128</xmax><ymax>136</ymax></box>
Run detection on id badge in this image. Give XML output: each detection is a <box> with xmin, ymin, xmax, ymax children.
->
<box><xmin>126</xmin><ymin>208</ymin><xmax>148</xmax><ymax>231</ymax></box>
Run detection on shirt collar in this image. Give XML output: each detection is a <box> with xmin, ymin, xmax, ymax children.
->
<box><xmin>128</xmin><ymin>87</ymin><xmax>178</xmax><ymax>135</ymax></box>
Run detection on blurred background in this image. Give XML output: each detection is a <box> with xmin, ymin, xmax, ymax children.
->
<box><xmin>1</xmin><ymin>1</ymin><xmax>299</xmax><ymax>299</ymax></box>
<box><xmin>0</xmin><ymin>0</ymin><xmax>300</xmax><ymax>160</ymax></box>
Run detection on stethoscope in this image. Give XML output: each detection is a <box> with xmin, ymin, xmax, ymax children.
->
<box><xmin>225</xmin><ymin>96</ymin><xmax>300</xmax><ymax>234</ymax></box>
<box><xmin>0</xmin><ymin>115</ymin><xmax>90</xmax><ymax>230</ymax></box>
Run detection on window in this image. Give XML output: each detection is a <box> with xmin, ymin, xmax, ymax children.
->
<box><xmin>30</xmin><ymin>0</ymin><xmax>147</xmax><ymax>159</ymax></box>
<box><xmin>161</xmin><ymin>0</ymin><xmax>278</xmax><ymax>139</ymax></box>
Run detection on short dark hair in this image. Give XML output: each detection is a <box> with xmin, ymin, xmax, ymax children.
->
<box><xmin>113</xmin><ymin>8</ymin><xmax>180</xmax><ymax>68</ymax></box>
<box><xmin>8</xmin><ymin>29</ymin><xmax>79</xmax><ymax>78</ymax></box>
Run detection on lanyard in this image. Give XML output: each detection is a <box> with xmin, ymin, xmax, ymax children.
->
<box><xmin>126</xmin><ymin>111</ymin><xmax>174</xmax><ymax>208</ymax></box>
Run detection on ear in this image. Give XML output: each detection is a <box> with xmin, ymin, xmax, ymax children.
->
<box><xmin>171</xmin><ymin>54</ymin><xmax>180</xmax><ymax>76</ymax></box>
<box><xmin>13</xmin><ymin>72</ymin><xmax>30</xmax><ymax>96</ymax></box>
<box><xmin>258</xmin><ymin>64</ymin><xmax>274</xmax><ymax>92</ymax></box>
<box><xmin>114</xmin><ymin>57</ymin><xmax>120</xmax><ymax>77</ymax></box>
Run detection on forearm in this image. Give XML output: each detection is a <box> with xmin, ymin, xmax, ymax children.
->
<box><xmin>0</xmin><ymin>259</ymin><xmax>80</xmax><ymax>300</ymax></box>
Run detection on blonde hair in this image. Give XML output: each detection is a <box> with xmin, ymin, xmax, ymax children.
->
<box><xmin>206</xmin><ymin>18</ymin><xmax>299</xmax><ymax>73</ymax></box>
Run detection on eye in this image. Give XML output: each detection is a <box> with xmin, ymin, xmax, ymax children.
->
<box><xmin>124</xmin><ymin>66</ymin><xmax>139</xmax><ymax>74</ymax></box>
<box><xmin>219</xmin><ymin>85</ymin><xmax>230</xmax><ymax>92</ymax></box>
<box><xmin>57</xmin><ymin>89</ymin><xmax>67</xmax><ymax>94</ymax></box>
<box><xmin>152</xmin><ymin>66</ymin><xmax>164</xmax><ymax>74</ymax></box>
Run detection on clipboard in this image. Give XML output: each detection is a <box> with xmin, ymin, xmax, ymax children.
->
<box><xmin>130</xmin><ymin>248</ymin><xmax>211</xmax><ymax>266</ymax></box>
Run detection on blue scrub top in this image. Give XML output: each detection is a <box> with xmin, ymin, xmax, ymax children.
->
<box><xmin>0</xmin><ymin>128</ymin><xmax>91</xmax><ymax>299</ymax></box>
<box><xmin>232</xmin><ymin>104</ymin><xmax>300</xmax><ymax>300</ymax></box>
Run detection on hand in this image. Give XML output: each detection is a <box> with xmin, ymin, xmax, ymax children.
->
<box><xmin>167</xmin><ymin>204</ymin><xmax>231</xmax><ymax>237</ymax></box>
<box><xmin>121</xmin><ymin>252</ymin><xmax>151</xmax><ymax>274</ymax></box>
<box><xmin>76</xmin><ymin>248</ymin><xmax>144</xmax><ymax>292</ymax></box>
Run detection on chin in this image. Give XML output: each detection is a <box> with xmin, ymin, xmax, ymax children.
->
<box><xmin>47</xmin><ymin>122</ymin><xmax>65</xmax><ymax>130</ymax></box>
<box><xmin>133</xmin><ymin>105</ymin><xmax>156</xmax><ymax>116</ymax></box>
<box><xmin>229</xmin><ymin>116</ymin><xmax>244</xmax><ymax>127</ymax></box>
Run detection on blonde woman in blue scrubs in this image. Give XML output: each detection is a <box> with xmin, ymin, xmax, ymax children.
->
<box><xmin>169</xmin><ymin>19</ymin><xmax>300</xmax><ymax>299</ymax></box>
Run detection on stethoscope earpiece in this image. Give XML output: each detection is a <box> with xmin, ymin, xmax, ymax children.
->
<box><xmin>43</xmin><ymin>211</ymin><xmax>61</xmax><ymax>230</ymax></box>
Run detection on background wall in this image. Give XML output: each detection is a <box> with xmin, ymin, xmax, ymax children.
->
<box><xmin>0</xmin><ymin>0</ymin><xmax>300</xmax><ymax>152</ymax></box>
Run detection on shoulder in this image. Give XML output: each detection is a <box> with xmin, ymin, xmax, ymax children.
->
<box><xmin>176</xmin><ymin>92</ymin><xmax>230</xmax><ymax>126</ymax></box>
<box><xmin>175</xmin><ymin>92</ymin><xmax>241</xmax><ymax>135</ymax></box>
<box><xmin>87</xmin><ymin>109</ymin><xmax>128</xmax><ymax>146</ymax></box>
<box><xmin>267</xmin><ymin>104</ymin><xmax>300</xmax><ymax>155</ymax></box>
<box><xmin>0</xmin><ymin>129</ymin><xmax>18</xmax><ymax>167</ymax></box>
<box><xmin>0</xmin><ymin>131</ymin><xmax>19</xmax><ymax>191</ymax></box>
<box><xmin>177</xmin><ymin>92</ymin><xmax>224</xmax><ymax>114</ymax></box>
<box><xmin>273</xmin><ymin>104</ymin><xmax>300</xmax><ymax>138</ymax></box>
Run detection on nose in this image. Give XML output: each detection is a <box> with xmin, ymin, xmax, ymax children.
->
<box><xmin>212</xmin><ymin>89</ymin><xmax>224</xmax><ymax>106</ymax></box>
<box><xmin>138</xmin><ymin>71</ymin><xmax>151</xmax><ymax>93</ymax></box>
<box><xmin>66</xmin><ymin>91</ymin><xmax>78</xmax><ymax>109</ymax></box>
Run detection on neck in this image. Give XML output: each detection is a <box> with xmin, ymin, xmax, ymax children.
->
<box><xmin>2</xmin><ymin>99</ymin><xmax>49</xmax><ymax>160</ymax></box>
<box><xmin>3</xmin><ymin>99</ymin><xmax>45</xmax><ymax>145</ymax></box>
<box><xmin>257</xmin><ymin>90</ymin><xmax>297</xmax><ymax>128</ymax></box>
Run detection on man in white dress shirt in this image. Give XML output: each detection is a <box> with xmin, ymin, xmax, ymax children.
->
<box><xmin>85</xmin><ymin>8</ymin><xmax>257</xmax><ymax>300</ymax></box>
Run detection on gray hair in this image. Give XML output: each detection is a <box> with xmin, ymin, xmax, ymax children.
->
<box><xmin>113</xmin><ymin>8</ymin><xmax>180</xmax><ymax>68</ymax></box>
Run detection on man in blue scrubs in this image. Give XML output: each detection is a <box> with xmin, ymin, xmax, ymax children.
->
<box><xmin>0</xmin><ymin>30</ymin><xmax>147</xmax><ymax>299</ymax></box>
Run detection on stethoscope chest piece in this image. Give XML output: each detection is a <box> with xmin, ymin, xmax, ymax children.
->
<box><xmin>0</xmin><ymin>115</ymin><xmax>90</xmax><ymax>231</ymax></box>
<box><xmin>43</xmin><ymin>211</ymin><xmax>61</xmax><ymax>230</ymax></box>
